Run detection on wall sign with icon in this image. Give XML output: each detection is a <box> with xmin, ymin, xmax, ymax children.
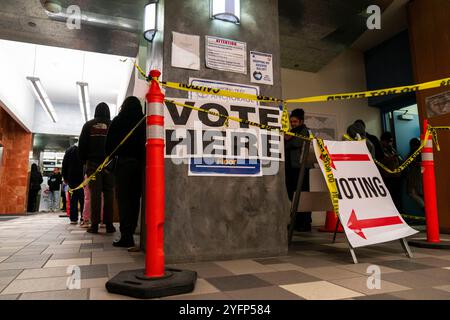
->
<box><xmin>250</xmin><ymin>51</ymin><xmax>273</xmax><ymax>85</ymax></box>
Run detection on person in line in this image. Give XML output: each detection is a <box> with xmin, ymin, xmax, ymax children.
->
<box><xmin>78</xmin><ymin>102</ymin><xmax>115</xmax><ymax>234</ymax></box>
<box><xmin>60</xmin><ymin>181</ymin><xmax>67</xmax><ymax>212</ymax></box>
<box><xmin>62</xmin><ymin>141</ymin><xmax>85</xmax><ymax>224</ymax></box>
<box><xmin>47</xmin><ymin>167</ymin><xmax>62</xmax><ymax>212</ymax></box>
<box><xmin>354</xmin><ymin>119</ymin><xmax>383</xmax><ymax>161</ymax></box>
<box><xmin>105</xmin><ymin>96</ymin><xmax>145</xmax><ymax>247</ymax></box>
<box><xmin>406</xmin><ymin>138</ymin><xmax>424</xmax><ymax>208</ymax></box>
<box><xmin>346</xmin><ymin>121</ymin><xmax>375</xmax><ymax>158</ymax></box>
<box><xmin>284</xmin><ymin>108</ymin><xmax>313</xmax><ymax>232</ymax></box>
<box><xmin>379</xmin><ymin>132</ymin><xmax>403</xmax><ymax>212</ymax></box>
<box><xmin>27</xmin><ymin>164</ymin><xmax>43</xmax><ymax>212</ymax></box>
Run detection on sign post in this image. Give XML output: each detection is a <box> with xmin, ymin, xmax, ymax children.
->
<box><xmin>105</xmin><ymin>70</ymin><xmax>197</xmax><ymax>299</ymax></box>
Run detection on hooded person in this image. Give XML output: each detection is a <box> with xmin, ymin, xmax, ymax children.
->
<box><xmin>105</xmin><ymin>96</ymin><xmax>146</xmax><ymax>247</ymax></box>
<box><xmin>78</xmin><ymin>102</ymin><xmax>115</xmax><ymax>233</ymax></box>
<box><xmin>28</xmin><ymin>164</ymin><xmax>43</xmax><ymax>212</ymax></box>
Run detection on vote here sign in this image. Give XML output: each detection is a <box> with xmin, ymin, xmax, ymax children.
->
<box><xmin>313</xmin><ymin>140</ymin><xmax>418</xmax><ymax>248</ymax></box>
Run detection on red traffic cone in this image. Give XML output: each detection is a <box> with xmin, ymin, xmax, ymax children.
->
<box><xmin>319</xmin><ymin>211</ymin><xmax>343</xmax><ymax>233</ymax></box>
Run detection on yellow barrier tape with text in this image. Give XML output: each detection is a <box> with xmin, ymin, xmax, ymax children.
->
<box><xmin>315</xmin><ymin>138</ymin><xmax>340</xmax><ymax>217</ymax></box>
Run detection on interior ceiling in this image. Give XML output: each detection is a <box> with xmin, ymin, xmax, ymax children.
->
<box><xmin>279</xmin><ymin>0</ymin><xmax>394</xmax><ymax>72</ymax></box>
<box><xmin>0</xmin><ymin>0</ymin><xmax>399</xmax><ymax>74</ymax></box>
<box><xmin>0</xmin><ymin>0</ymin><xmax>147</xmax><ymax>57</ymax></box>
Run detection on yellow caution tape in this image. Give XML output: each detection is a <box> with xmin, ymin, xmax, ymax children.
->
<box><xmin>343</xmin><ymin>129</ymin><xmax>431</xmax><ymax>175</ymax></box>
<box><xmin>166</xmin><ymin>100</ymin><xmax>313</xmax><ymax>142</ymax></box>
<box><xmin>132</xmin><ymin>62</ymin><xmax>450</xmax><ymax>106</ymax></box>
<box><xmin>281</xmin><ymin>103</ymin><xmax>290</xmax><ymax>132</ymax></box>
<box><xmin>401</xmin><ymin>214</ymin><xmax>426</xmax><ymax>221</ymax></box>
<box><xmin>315</xmin><ymin>138</ymin><xmax>340</xmax><ymax>217</ymax></box>
<box><xmin>285</xmin><ymin>77</ymin><xmax>450</xmax><ymax>103</ymax></box>
<box><xmin>68</xmin><ymin>116</ymin><xmax>146</xmax><ymax>194</ymax></box>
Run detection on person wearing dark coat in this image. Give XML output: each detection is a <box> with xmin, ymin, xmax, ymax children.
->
<box><xmin>105</xmin><ymin>96</ymin><xmax>146</xmax><ymax>247</ymax></box>
<box><xmin>78</xmin><ymin>102</ymin><xmax>115</xmax><ymax>234</ymax></box>
<box><xmin>284</xmin><ymin>108</ymin><xmax>312</xmax><ymax>232</ymax></box>
<box><xmin>27</xmin><ymin>164</ymin><xmax>43</xmax><ymax>212</ymax></box>
<box><xmin>47</xmin><ymin>167</ymin><xmax>62</xmax><ymax>212</ymax></box>
<box><xmin>62</xmin><ymin>143</ymin><xmax>85</xmax><ymax>224</ymax></box>
<box><xmin>354</xmin><ymin>119</ymin><xmax>383</xmax><ymax>161</ymax></box>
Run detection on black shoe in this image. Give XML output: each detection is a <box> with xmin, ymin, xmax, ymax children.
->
<box><xmin>106</xmin><ymin>224</ymin><xmax>116</xmax><ymax>233</ymax></box>
<box><xmin>113</xmin><ymin>237</ymin><xmax>135</xmax><ymax>248</ymax></box>
<box><xmin>87</xmin><ymin>224</ymin><xmax>99</xmax><ymax>234</ymax></box>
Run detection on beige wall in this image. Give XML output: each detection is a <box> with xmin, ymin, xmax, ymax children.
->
<box><xmin>281</xmin><ymin>49</ymin><xmax>382</xmax><ymax>139</ymax></box>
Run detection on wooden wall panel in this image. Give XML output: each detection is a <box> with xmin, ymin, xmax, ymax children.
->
<box><xmin>408</xmin><ymin>0</ymin><xmax>450</xmax><ymax>232</ymax></box>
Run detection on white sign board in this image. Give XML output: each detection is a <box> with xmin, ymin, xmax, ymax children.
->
<box><xmin>250</xmin><ymin>51</ymin><xmax>273</xmax><ymax>85</ymax></box>
<box><xmin>189</xmin><ymin>78</ymin><xmax>259</xmax><ymax>106</ymax></box>
<box><xmin>171</xmin><ymin>31</ymin><xmax>200</xmax><ymax>70</ymax></box>
<box><xmin>164</xmin><ymin>98</ymin><xmax>284</xmax><ymax>162</ymax></box>
<box><xmin>313</xmin><ymin>140</ymin><xmax>418</xmax><ymax>248</ymax></box>
<box><xmin>205</xmin><ymin>36</ymin><xmax>247</xmax><ymax>74</ymax></box>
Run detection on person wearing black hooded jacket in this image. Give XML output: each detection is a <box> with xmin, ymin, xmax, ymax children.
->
<box><xmin>78</xmin><ymin>102</ymin><xmax>115</xmax><ymax>234</ymax></box>
<box><xmin>105</xmin><ymin>96</ymin><xmax>146</xmax><ymax>247</ymax></box>
<box><xmin>28</xmin><ymin>164</ymin><xmax>43</xmax><ymax>212</ymax></box>
<box><xmin>62</xmin><ymin>143</ymin><xmax>84</xmax><ymax>223</ymax></box>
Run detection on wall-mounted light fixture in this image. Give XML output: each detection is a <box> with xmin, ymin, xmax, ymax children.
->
<box><xmin>211</xmin><ymin>0</ymin><xmax>240</xmax><ymax>24</ymax></box>
<box><xmin>143</xmin><ymin>0</ymin><xmax>158</xmax><ymax>42</ymax></box>
<box><xmin>77</xmin><ymin>82</ymin><xmax>91</xmax><ymax>122</ymax></box>
<box><xmin>26</xmin><ymin>76</ymin><xmax>58</xmax><ymax>123</ymax></box>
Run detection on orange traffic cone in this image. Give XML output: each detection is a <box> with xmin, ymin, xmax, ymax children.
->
<box><xmin>319</xmin><ymin>211</ymin><xmax>343</xmax><ymax>233</ymax></box>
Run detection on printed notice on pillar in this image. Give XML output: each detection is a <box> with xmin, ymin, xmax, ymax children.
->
<box><xmin>205</xmin><ymin>36</ymin><xmax>247</xmax><ymax>74</ymax></box>
<box><xmin>313</xmin><ymin>140</ymin><xmax>418</xmax><ymax>248</ymax></box>
<box><xmin>250</xmin><ymin>51</ymin><xmax>273</xmax><ymax>85</ymax></box>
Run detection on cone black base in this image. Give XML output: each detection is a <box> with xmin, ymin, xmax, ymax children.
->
<box><xmin>105</xmin><ymin>268</ymin><xmax>197</xmax><ymax>299</ymax></box>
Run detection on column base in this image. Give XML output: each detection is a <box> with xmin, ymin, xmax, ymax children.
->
<box><xmin>105</xmin><ymin>268</ymin><xmax>197</xmax><ymax>299</ymax></box>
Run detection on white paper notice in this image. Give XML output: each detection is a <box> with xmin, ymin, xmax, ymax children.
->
<box><xmin>171</xmin><ymin>31</ymin><xmax>200</xmax><ymax>70</ymax></box>
<box><xmin>250</xmin><ymin>51</ymin><xmax>273</xmax><ymax>85</ymax></box>
<box><xmin>205</xmin><ymin>35</ymin><xmax>247</xmax><ymax>74</ymax></box>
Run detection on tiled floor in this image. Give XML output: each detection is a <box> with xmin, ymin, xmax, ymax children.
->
<box><xmin>0</xmin><ymin>212</ymin><xmax>449</xmax><ymax>300</ymax></box>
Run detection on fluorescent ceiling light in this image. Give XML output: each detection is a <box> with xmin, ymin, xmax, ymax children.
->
<box><xmin>26</xmin><ymin>76</ymin><xmax>58</xmax><ymax>123</ymax></box>
<box><xmin>211</xmin><ymin>0</ymin><xmax>240</xmax><ymax>24</ymax></box>
<box><xmin>144</xmin><ymin>1</ymin><xmax>157</xmax><ymax>42</ymax></box>
<box><xmin>77</xmin><ymin>82</ymin><xmax>91</xmax><ymax>122</ymax></box>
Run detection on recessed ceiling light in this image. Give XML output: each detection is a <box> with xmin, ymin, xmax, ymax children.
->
<box><xmin>43</xmin><ymin>0</ymin><xmax>62</xmax><ymax>14</ymax></box>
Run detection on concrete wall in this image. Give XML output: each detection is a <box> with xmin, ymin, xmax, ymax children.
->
<box><xmin>160</xmin><ymin>0</ymin><xmax>289</xmax><ymax>263</ymax></box>
<box><xmin>282</xmin><ymin>49</ymin><xmax>382</xmax><ymax>138</ymax></box>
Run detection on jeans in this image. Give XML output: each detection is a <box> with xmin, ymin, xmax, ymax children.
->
<box><xmin>48</xmin><ymin>190</ymin><xmax>59</xmax><ymax>211</ymax></box>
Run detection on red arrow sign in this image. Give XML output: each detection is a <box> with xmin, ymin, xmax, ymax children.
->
<box><xmin>347</xmin><ymin>210</ymin><xmax>403</xmax><ymax>239</ymax></box>
<box><xmin>320</xmin><ymin>146</ymin><xmax>371</xmax><ymax>170</ymax></box>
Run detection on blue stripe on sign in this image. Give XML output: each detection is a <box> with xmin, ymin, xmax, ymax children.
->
<box><xmin>190</xmin><ymin>158</ymin><xmax>261</xmax><ymax>175</ymax></box>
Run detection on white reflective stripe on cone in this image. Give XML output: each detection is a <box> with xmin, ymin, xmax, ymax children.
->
<box><xmin>421</xmin><ymin>153</ymin><xmax>434</xmax><ymax>161</ymax></box>
<box><xmin>425</xmin><ymin>139</ymin><xmax>433</xmax><ymax>148</ymax></box>
<box><xmin>148</xmin><ymin>103</ymin><xmax>164</xmax><ymax>116</ymax></box>
<box><xmin>147</xmin><ymin>124</ymin><xmax>165</xmax><ymax>139</ymax></box>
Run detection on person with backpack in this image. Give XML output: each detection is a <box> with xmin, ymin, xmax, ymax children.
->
<box><xmin>78</xmin><ymin>102</ymin><xmax>115</xmax><ymax>234</ymax></box>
